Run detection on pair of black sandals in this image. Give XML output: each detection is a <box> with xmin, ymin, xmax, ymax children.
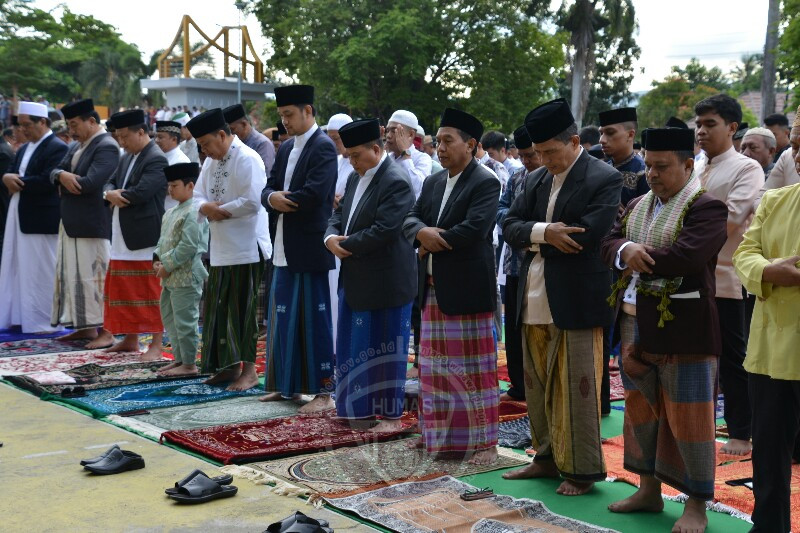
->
<box><xmin>80</xmin><ymin>444</ymin><xmax>145</xmax><ymax>475</ymax></box>
<box><xmin>165</xmin><ymin>469</ymin><xmax>238</xmax><ymax>504</ymax></box>
<box><xmin>264</xmin><ymin>511</ymin><xmax>334</xmax><ymax>533</ymax></box>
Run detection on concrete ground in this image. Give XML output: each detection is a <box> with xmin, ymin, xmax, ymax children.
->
<box><xmin>0</xmin><ymin>383</ymin><xmax>376</xmax><ymax>533</ymax></box>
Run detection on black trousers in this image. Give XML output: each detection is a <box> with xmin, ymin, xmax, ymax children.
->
<box><xmin>716</xmin><ymin>297</ymin><xmax>751</xmax><ymax>440</ymax></box>
<box><xmin>503</xmin><ymin>276</ymin><xmax>525</xmax><ymax>400</ymax></box>
<box><xmin>749</xmin><ymin>372</ymin><xmax>800</xmax><ymax>532</ymax></box>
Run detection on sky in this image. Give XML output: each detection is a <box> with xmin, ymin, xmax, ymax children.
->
<box><xmin>34</xmin><ymin>0</ymin><xmax>770</xmax><ymax>93</ymax></box>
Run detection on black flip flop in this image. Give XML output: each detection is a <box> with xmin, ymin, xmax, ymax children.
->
<box><xmin>165</xmin><ymin>469</ymin><xmax>234</xmax><ymax>495</ymax></box>
<box><xmin>167</xmin><ymin>474</ymin><xmax>237</xmax><ymax>504</ymax></box>
<box><xmin>80</xmin><ymin>444</ymin><xmax>120</xmax><ymax>466</ymax></box>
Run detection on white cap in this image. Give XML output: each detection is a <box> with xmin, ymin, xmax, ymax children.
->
<box><xmin>388</xmin><ymin>109</ymin><xmax>418</xmax><ymax>130</ymax></box>
<box><xmin>743</xmin><ymin>126</ymin><xmax>776</xmax><ymax>142</ymax></box>
<box><xmin>416</xmin><ymin>125</ymin><xmax>425</xmax><ymax>137</ymax></box>
<box><xmin>18</xmin><ymin>101</ymin><xmax>48</xmax><ymax>118</ymax></box>
<box><xmin>325</xmin><ymin>113</ymin><xmax>352</xmax><ymax>131</ymax></box>
<box><xmin>172</xmin><ymin>112</ymin><xmax>191</xmax><ymax>127</ymax></box>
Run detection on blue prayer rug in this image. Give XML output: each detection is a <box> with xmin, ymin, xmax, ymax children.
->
<box><xmin>52</xmin><ymin>377</ymin><xmax>262</xmax><ymax>417</ymax></box>
<box><xmin>497</xmin><ymin>415</ymin><xmax>532</xmax><ymax>448</ymax></box>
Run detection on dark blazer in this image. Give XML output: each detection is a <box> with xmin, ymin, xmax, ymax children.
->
<box><xmin>51</xmin><ymin>132</ymin><xmax>120</xmax><ymax>239</ymax></box>
<box><xmin>503</xmin><ymin>150</ymin><xmax>622</xmax><ymax>330</ymax></box>
<box><xmin>403</xmin><ymin>158</ymin><xmax>501</xmax><ymax>316</ymax></box>
<box><xmin>103</xmin><ymin>140</ymin><xmax>167</xmax><ymax>250</ymax></box>
<box><xmin>325</xmin><ymin>156</ymin><xmax>416</xmax><ymax>312</ymax></box>
<box><xmin>10</xmin><ymin>133</ymin><xmax>69</xmax><ymax>234</ymax></box>
<box><xmin>262</xmin><ymin>127</ymin><xmax>338</xmax><ymax>273</ymax></box>
<box><xmin>601</xmin><ymin>193</ymin><xmax>728</xmax><ymax>355</ymax></box>
<box><xmin>0</xmin><ymin>138</ymin><xmax>14</xmax><ymax>239</ymax></box>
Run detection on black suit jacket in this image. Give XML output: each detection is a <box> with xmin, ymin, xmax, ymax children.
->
<box><xmin>601</xmin><ymin>193</ymin><xmax>728</xmax><ymax>355</ymax></box>
<box><xmin>403</xmin><ymin>158</ymin><xmax>501</xmax><ymax>316</ymax></box>
<box><xmin>262</xmin><ymin>127</ymin><xmax>337</xmax><ymax>273</ymax></box>
<box><xmin>103</xmin><ymin>141</ymin><xmax>167</xmax><ymax>250</ymax></box>
<box><xmin>11</xmin><ymin>133</ymin><xmax>69</xmax><ymax>234</ymax></box>
<box><xmin>51</xmin><ymin>132</ymin><xmax>120</xmax><ymax>239</ymax></box>
<box><xmin>325</xmin><ymin>156</ymin><xmax>417</xmax><ymax>311</ymax></box>
<box><xmin>503</xmin><ymin>150</ymin><xmax>622</xmax><ymax>330</ymax></box>
<box><xmin>0</xmin><ymin>139</ymin><xmax>14</xmax><ymax>237</ymax></box>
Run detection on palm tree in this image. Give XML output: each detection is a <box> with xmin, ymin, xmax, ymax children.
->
<box><xmin>77</xmin><ymin>47</ymin><xmax>146</xmax><ymax>111</ymax></box>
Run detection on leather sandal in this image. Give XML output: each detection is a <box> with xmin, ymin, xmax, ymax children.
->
<box><xmin>165</xmin><ymin>469</ymin><xmax>234</xmax><ymax>495</ymax></box>
<box><xmin>265</xmin><ymin>512</ymin><xmax>330</xmax><ymax>533</ymax></box>
<box><xmin>84</xmin><ymin>448</ymin><xmax>145</xmax><ymax>475</ymax></box>
<box><xmin>167</xmin><ymin>473</ymin><xmax>237</xmax><ymax>504</ymax></box>
<box><xmin>80</xmin><ymin>444</ymin><xmax>120</xmax><ymax>466</ymax></box>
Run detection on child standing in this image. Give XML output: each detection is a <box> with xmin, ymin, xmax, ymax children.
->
<box><xmin>153</xmin><ymin>162</ymin><xmax>209</xmax><ymax>376</ymax></box>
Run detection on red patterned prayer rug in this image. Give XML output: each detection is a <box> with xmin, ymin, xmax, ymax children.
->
<box><xmin>609</xmin><ymin>369</ymin><xmax>624</xmax><ymax>401</ymax></box>
<box><xmin>161</xmin><ymin>411</ymin><xmax>418</xmax><ymax>464</ymax></box>
<box><xmin>0</xmin><ymin>350</ymin><xmax>147</xmax><ymax>376</ymax></box>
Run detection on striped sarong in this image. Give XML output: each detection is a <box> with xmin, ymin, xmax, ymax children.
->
<box><xmin>103</xmin><ymin>259</ymin><xmax>163</xmax><ymax>334</ymax></box>
<box><xmin>264</xmin><ymin>267</ymin><xmax>334</xmax><ymax>396</ymax></box>
<box><xmin>51</xmin><ymin>224</ymin><xmax>109</xmax><ymax>329</ymax></box>
<box><xmin>522</xmin><ymin>324</ymin><xmax>606</xmax><ymax>482</ymax></box>
<box><xmin>334</xmin><ymin>290</ymin><xmax>412</xmax><ymax>419</ymax></box>
<box><xmin>418</xmin><ymin>285</ymin><xmax>498</xmax><ymax>453</ymax></box>
<box><xmin>619</xmin><ymin>313</ymin><xmax>717</xmax><ymax>500</ymax></box>
<box><xmin>200</xmin><ymin>261</ymin><xmax>264</xmax><ymax>372</ymax></box>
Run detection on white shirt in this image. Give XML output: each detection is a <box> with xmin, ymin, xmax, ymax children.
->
<box><xmin>163</xmin><ymin>146</ymin><xmax>190</xmax><ymax>211</ymax></box>
<box><xmin>523</xmin><ymin>148</ymin><xmax>583</xmax><ymax>325</ymax></box>
<box><xmin>427</xmin><ymin>170</ymin><xmax>463</xmax><ymax>275</ymax></box>
<box><xmin>269</xmin><ymin>123</ymin><xmax>319</xmax><ymax>267</ymax></box>
<box><xmin>194</xmin><ymin>136</ymin><xmax>271</xmax><ymax>267</ymax></box>
<box><xmin>335</xmin><ymin>154</ymin><xmax>354</xmax><ymax>197</ymax></box>
<box><xmin>391</xmin><ymin>145</ymin><xmax>432</xmax><ymax>200</ymax></box>
<box><xmin>111</xmin><ymin>154</ymin><xmax>154</xmax><ymax>260</ymax></box>
<box><xmin>19</xmin><ymin>130</ymin><xmax>52</xmax><ymax>177</ymax></box>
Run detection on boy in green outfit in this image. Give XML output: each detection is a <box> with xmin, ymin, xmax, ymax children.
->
<box><xmin>153</xmin><ymin>162</ymin><xmax>209</xmax><ymax>376</ymax></box>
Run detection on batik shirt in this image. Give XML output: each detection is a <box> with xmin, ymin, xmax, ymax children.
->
<box><xmin>607</xmin><ymin>152</ymin><xmax>648</xmax><ymax>207</ymax></box>
<box><xmin>498</xmin><ymin>166</ymin><xmax>529</xmax><ymax>276</ymax></box>
<box><xmin>153</xmin><ymin>198</ymin><xmax>209</xmax><ymax>288</ymax></box>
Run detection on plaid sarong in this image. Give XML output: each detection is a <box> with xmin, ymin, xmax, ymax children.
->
<box><xmin>418</xmin><ymin>285</ymin><xmax>498</xmax><ymax>453</ymax></box>
<box><xmin>619</xmin><ymin>313</ymin><xmax>718</xmax><ymax>500</ymax></box>
<box><xmin>200</xmin><ymin>261</ymin><xmax>264</xmax><ymax>371</ymax></box>
<box><xmin>103</xmin><ymin>259</ymin><xmax>163</xmax><ymax>334</ymax></box>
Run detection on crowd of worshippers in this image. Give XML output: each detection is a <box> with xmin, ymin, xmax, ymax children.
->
<box><xmin>1</xmin><ymin>86</ymin><xmax>799</xmax><ymax>533</ymax></box>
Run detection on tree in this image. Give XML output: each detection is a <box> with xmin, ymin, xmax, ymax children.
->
<box><xmin>670</xmin><ymin>58</ymin><xmax>729</xmax><ymax>91</ymax></box>
<box><xmin>778</xmin><ymin>0</ymin><xmax>800</xmax><ymax>106</ymax></box>
<box><xmin>248</xmin><ymin>0</ymin><xmax>564</xmax><ymax>132</ymax></box>
<box><xmin>730</xmin><ymin>54</ymin><xmax>763</xmax><ymax>95</ymax></box>
<box><xmin>555</xmin><ymin>0</ymin><xmax>639</xmax><ymax>125</ymax></box>
<box><xmin>761</xmin><ymin>0</ymin><xmax>780</xmax><ymax>118</ymax></box>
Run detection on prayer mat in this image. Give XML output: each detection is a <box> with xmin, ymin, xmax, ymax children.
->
<box><xmin>609</xmin><ymin>369</ymin><xmax>624</xmax><ymax>401</ymax></box>
<box><xmin>0</xmin><ymin>350</ymin><xmax>145</xmax><ymax>376</ymax></box>
<box><xmin>161</xmin><ymin>411</ymin><xmax>417</xmax><ymax>464</ymax></box>
<box><xmin>0</xmin><ymin>337</ymin><xmax>94</xmax><ymax>357</ymax></box>
<box><xmin>5</xmin><ymin>361</ymin><xmax>176</xmax><ymax>397</ymax></box>
<box><xmin>497</xmin><ymin>347</ymin><xmax>510</xmax><ymax>383</ymax></box>
<box><xmin>498</xmin><ymin>415</ymin><xmax>532</xmax><ymax>449</ymax></box>
<box><xmin>324</xmin><ymin>475</ymin><xmax>618</xmax><ymax>532</ymax></box>
<box><xmin>0</xmin><ymin>327</ymin><xmax>71</xmax><ymax>343</ymax></box>
<box><xmin>716</xmin><ymin>424</ymin><xmax>729</xmax><ymax>438</ymax></box>
<box><xmin>246</xmin><ymin>439</ymin><xmax>530</xmax><ymax>497</ymax></box>
<box><xmin>52</xmin><ymin>377</ymin><xmax>262</xmax><ymax>418</ymax></box>
<box><xmin>126</xmin><ymin>396</ymin><xmax>302</xmax><ymax>431</ymax></box>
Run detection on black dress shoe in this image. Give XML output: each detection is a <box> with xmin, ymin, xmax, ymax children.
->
<box><xmin>84</xmin><ymin>448</ymin><xmax>144</xmax><ymax>475</ymax></box>
<box><xmin>80</xmin><ymin>444</ymin><xmax>120</xmax><ymax>466</ymax></box>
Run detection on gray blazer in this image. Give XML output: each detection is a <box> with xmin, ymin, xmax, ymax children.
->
<box><xmin>325</xmin><ymin>156</ymin><xmax>416</xmax><ymax>312</ymax></box>
<box><xmin>103</xmin><ymin>140</ymin><xmax>167</xmax><ymax>250</ymax></box>
<box><xmin>51</xmin><ymin>132</ymin><xmax>120</xmax><ymax>239</ymax></box>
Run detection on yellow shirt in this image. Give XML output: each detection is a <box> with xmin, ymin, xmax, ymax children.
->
<box><xmin>733</xmin><ymin>183</ymin><xmax>800</xmax><ymax>380</ymax></box>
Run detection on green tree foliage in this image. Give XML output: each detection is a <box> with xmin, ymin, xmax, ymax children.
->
<box><xmin>729</xmin><ymin>54</ymin><xmax>763</xmax><ymax>95</ymax></box>
<box><xmin>779</xmin><ymin>0</ymin><xmax>800</xmax><ymax>106</ymax></box>
<box><xmin>0</xmin><ymin>1</ymin><xmax>146</xmax><ymax>110</ymax></box>
<box><xmin>669</xmin><ymin>58</ymin><xmax>729</xmax><ymax>91</ymax></box>
<box><xmin>247</xmin><ymin>0</ymin><xmax>565</xmax><ymax>133</ymax></box>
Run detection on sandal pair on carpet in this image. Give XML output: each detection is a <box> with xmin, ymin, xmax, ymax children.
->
<box><xmin>165</xmin><ymin>469</ymin><xmax>238</xmax><ymax>504</ymax></box>
<box><xmin>81</xmin><ymin>444</ymin><xmax>145</xmax><ymax>475</ymax></box>
<box><xmin>265</xmin><ymin>511</ymin><xmax>333</xmax><ymax>533</ymax></box>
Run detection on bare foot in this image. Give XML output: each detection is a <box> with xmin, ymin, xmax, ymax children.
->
<box><xmin>298</xmin><ymin>394</ymin><xmax>335</xmax><ymax>413</ymax></box>
<box><xmin>502</xmin><ymin>460</ymin><xmax>559</xmax><ymax>480</ymax></box>
<box><xmin>56</xmin><ymin>329</ymin><xmax>97</xmax><ymax>341</ymax></box>
<box><xmin>468</xmin><ymin>446</ymin><xmax>498</xmax><ymax>465</ymax></box>
<box><xmin>157</xmin><ymin>361</ymin><xmax>182</xmax><ymax>374</ymax></box>
<box><xmin>226</xmin><ymin>363</ymin><xmax>259</xmax><ymax>391</ymax></box>
<box><xmin>259</xmin><ymin>392</ymin><xmax>284</xmax><ymax>402</ymax></box>
<box><xmin>672</xmin><ymin>497</ymin><xmax>707</xmax><ymax>533</ymax></box>
<box><xmin>608</xmin><ymin>487</ymin><xmax>664</xmax><ymax>513</ymax></box>
<box><xmin>204</xmin><ymin>365</ymin><xmax>241</xmax><ymax>385</ymax></box>
<box><xmin>140</xmin><ymin>344</ymin><xmax>163</xmax><ymax>362</ymax></box>
<box><xmin>406</xmin><ymin>366</ymin><xmax>419</xmax><ymax>379</ymax></box>
<box><xmin>370</xmin><ymin>419</ymin><xmax>404</xmax><ymax>433</ymax></box>
<box><xmin>160</xmin><ymin>364</ymin><xmax>199</xmax><ymax>377</ymax></box>
<box><xmin>719</xmin><ymin>438</ymin><xmax>752</xmax><ymax>456</ymax></box>
<box><xmin>557</xmin><ymin>479</ymin><xmax>594</xmax><ymax>496</ymax></box>
<box><xmin>86</xmin><ymin>330</ymin><xmax>114</xmax><ymax>349</ymax></box>
<box><xmin>405</xmin><ymin>437</ymin><xmax>424</xmax><ymax>449</ymax></box>
<box><xmin>105</xmin><ymin>334</ymin><xmax>139</xmax><ymax>353</ymax></box>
